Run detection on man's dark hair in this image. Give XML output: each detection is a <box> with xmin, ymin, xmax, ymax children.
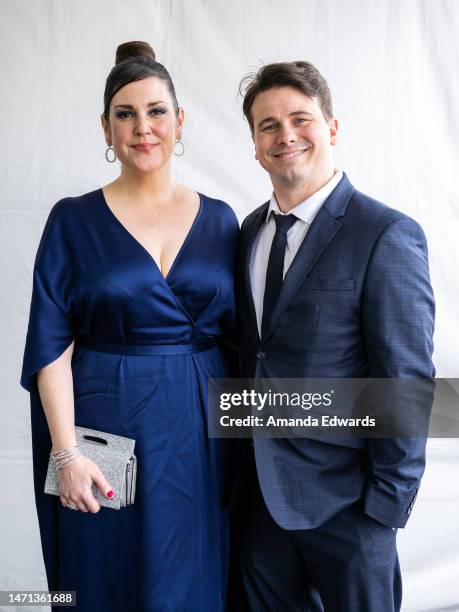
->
<box><xmin>240</xmin><ymin>61</ymin><xmax>333</xmax><ymax>132</ymax></box>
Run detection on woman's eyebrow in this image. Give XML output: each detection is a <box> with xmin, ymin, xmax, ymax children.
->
<box><xmin>113</xmin><ymin>101</ymin><xmax>167</xmax><ymax>109</ymax></box>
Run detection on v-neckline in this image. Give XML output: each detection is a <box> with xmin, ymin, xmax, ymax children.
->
<box><xmin>99</xmin><ymin>188</ymin><xmax>204</xmax><ymax>283</ymax></box>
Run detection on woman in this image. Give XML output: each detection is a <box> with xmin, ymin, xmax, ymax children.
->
<box><xmin>21</xmin><ymin>41</ymin><xmax>239</xmax><ymax>612</ymax></box>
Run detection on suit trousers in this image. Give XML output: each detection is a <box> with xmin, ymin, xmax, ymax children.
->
<box><xmin>230</xmin><ymin>448</ymin><xmax>402</xmax><ymax>612</ymax></box>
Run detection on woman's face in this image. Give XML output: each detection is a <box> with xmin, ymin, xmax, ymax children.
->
<box><xmin>102</xmin><ymin>76</ymin><xmax>183</xmax><ymax>174</ymax></box>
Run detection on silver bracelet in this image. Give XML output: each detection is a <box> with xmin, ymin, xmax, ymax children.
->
<box><xmin>51</xmin><ymin>446</ymin><xmax>83</xmax><ymax>470</ymax></box>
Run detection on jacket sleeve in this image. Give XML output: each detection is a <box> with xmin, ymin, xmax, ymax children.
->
<box><xmin>361</xmin><ymin>217</ymin><xmax>435</xmax><ymax>528</ymax></box>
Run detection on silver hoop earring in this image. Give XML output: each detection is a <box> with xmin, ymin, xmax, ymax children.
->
<box><xmin>174</xmin><ymin>140</ymin><xmax>185</xmax><ymax>157</ymax></box>
<box><xmin>105</xmin><ymin>146</ymin><xmax>116</xmax><ymax>163</ymax></box>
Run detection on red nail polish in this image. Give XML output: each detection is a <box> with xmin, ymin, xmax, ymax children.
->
<box><xmin>107</xmin><ymin>490</ymin><xmax>115</xmax><ymax>498</ymax></box>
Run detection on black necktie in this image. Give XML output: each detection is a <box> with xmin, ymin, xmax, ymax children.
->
<box><xmin>261</xmin><ymin>213</ymin><xmax>297</xmax><ymax>339</ymax></box>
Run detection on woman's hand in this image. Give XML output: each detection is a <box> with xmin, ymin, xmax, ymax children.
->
<box><xmin>58</xmin><ymin>455</ymin><xmax>115</xmax><ymax>513</ymax></box>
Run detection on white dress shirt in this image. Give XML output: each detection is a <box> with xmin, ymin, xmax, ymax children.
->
<box><xmin>249</xmin><ymin>171</ymin><xmax>343</xmax><ymax>337</ymax></box>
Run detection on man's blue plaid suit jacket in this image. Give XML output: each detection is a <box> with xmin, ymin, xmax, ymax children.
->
<box><xmin>236</xmin><ymin>173</ymin><xmax>435</xmax><ymax>530</ymax></box>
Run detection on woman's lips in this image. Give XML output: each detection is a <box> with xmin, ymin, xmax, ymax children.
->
<box><xmin>132</xmin><ymin>143</ymin><xmax>156</xmax><ymax>151</ymax></box>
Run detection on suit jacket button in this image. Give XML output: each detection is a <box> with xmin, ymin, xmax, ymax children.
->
<box><xmin>256</xmin><ymin>351</ymin><xmax>266</xmax><ymax>359</ymax></box>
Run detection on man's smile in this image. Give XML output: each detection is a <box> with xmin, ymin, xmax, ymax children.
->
<box><xmin>271</xmin><ymin>147</ymin><xmax>310</xmax><ymax>159</ymax></box>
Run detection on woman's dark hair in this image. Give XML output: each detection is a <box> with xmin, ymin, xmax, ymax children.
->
<box><xmin>103</xmin><ymin>41</ymin><xmax>179</xmax><ymax>119</ymax></box>
<box><xmin>240</xmin><ymin>61</ymin><xmax>333</xmax><ymax>132</ymax></box>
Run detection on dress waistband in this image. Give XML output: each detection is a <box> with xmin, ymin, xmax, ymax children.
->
<box><xmin>76</xmin><ymin>338</ymin><xmax>218</xmax><ymax>356</ymax></box>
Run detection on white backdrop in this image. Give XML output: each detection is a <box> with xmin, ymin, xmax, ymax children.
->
<box><xmin>1</xmin><ymin>1</ymin><xmax>458</xmax><ymax>610</ymax></box>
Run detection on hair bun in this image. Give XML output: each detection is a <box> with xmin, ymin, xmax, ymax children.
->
<box><xmin>115</xmin><ymin>41</ymin><xmax>156</xmax><ymax>65</ymax></box>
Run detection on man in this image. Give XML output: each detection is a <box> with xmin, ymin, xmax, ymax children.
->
<box><xmin>232</xmin><ymin>61</ymin><xmax>435</xmax><ymax>611</ymax></box>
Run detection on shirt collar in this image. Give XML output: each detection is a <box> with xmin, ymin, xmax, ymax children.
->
<box><xmin>266</xmin><ymin>170</ymin><xmax>343</xmax><ymax>224</ymax></box>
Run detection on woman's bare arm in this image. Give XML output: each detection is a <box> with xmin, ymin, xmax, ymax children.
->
<box><xmin>37</xmin><ymin>343</ymin><xmax>114</xmax><ymax>512</ymax></box>
<box><xmin>37</xmin><ymin>342</ymin><xmax>77</xmax><ymax>450</ymax></box>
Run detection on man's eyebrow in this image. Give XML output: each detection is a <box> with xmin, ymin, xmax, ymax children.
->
<box><xmin>290</xmin><ymin>110</ymin><xmax>313</xmax><ymax>117</ymax></box>
<box><xmin>257</xmin><ymin>110</ymin><xmax>313</xmax><ymax>129</ymax></box>
<box><xmin>113</xmin><ymin>101</ymin><xmax>167</xmax><ymax>109</ymax></box>
<box><xmin>257</xmin><ymin>116</ymin><xmax>277</xmax><ymax>129</ymax></box>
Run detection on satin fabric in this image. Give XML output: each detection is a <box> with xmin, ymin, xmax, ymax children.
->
<box><xmin>21</xmin><ymin>189</ymin><xmax>239</xmax><ymax>612</ymax></box>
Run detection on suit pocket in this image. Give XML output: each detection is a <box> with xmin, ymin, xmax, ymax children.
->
<box><xmin>301</xmin><ymin>278</ymin><xmax>355</xmax><ymax>291</ymax></box>
<box><xmin>351</xmin><ymin>503</ymin><xmax>395</xmax><ymax>549</ymax></box>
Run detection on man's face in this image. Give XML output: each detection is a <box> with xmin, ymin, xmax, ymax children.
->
<box><xmin>250</xmin><ymin>86</ymin><xmax>338</xmax><ymax>189</ymax></box>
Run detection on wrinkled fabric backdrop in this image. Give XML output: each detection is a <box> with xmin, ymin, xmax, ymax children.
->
<box><xmin>1</xmin><ymin>1</ymin><xmax>458</xmax><ymax>610</ymax></box>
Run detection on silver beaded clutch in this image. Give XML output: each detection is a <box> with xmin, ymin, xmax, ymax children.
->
<box><xmin>44</xmin><ymin>426</ymin><xmax>137</xmax><ymax>510</ymax></box>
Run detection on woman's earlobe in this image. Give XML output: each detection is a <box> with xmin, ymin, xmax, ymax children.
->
<box><xmin>100</xmin><ymin>115</ymin><xmax>112</xmax><ymax>145</ymax></box>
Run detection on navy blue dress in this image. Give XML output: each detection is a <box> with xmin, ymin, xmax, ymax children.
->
<box><xmin>21</xmin><ymin>189</ymin><xmax>239</xmax><ymax>612</ymax></box>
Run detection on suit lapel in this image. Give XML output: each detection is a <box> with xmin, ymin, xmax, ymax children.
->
<box><xmin>239</xmin><ymin>203</ymin><xmax>269</xmax><ymax>344</ymax></box>
<box><xmin>263</xmin><ymin>208</ymin><xmax>341</xmax><ymax>342</ymax></box>
<box><xmin>263</xmin><ymin>174</ymin><xmax>356</xmax><ymax>343</ymax></box>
